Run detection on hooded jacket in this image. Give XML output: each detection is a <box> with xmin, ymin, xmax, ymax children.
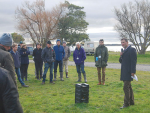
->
<box><xmin>0</xmin><ymin>67</ymin><xmax>23</xmax><ymax>113</ymax></box>
<box><xmin>94</xmin><ymin>45</ymin><xmax>109</xmax><ymax>67</ymax></box>
<box><xmin>0</xmin><ymin>45</ymin><xmax>17</xmax><ymax>86</ymax></box>
<box><xmin>73</xmin><ymin>47</ymin><xmax>86</xmax><ymax>65</ymax></box>
<box><xmin>53</xmin><ymin>45</ymin><xmax>65</xmax><ymax>61</ymax></box>
<box><xmin>20</xmin><ymin>48</ymin><xmax>30</xmax><ymax>64</ymax></box>
<box><xmin>63</xmin><ymin>46</ymin><xmax>71</xmax><ymax>61</ymax></box>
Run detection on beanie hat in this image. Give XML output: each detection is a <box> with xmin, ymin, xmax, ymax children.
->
<box><xmin>47</xmin><ymin>40</ymin><xmax>51</xmax><ymax>44</ymax></box>
<box><xmin>20</xmin><ymin>41</ymin><xmax>23</xmax><ymax>44</ymax></box>
<box><xmin>0</xmin><ymin>33</ymin><xmax>13</xmax><ymax>46</ymax></box>
<box><xmin>56</xmin><ymin>39</ymin><xmax>61</xmax><ymax>43</ymax></box>
<box><xmin>63</xmin><ymin>41</ymin><xmax>66</xmax><ymax>44</ymax></box>
<box><xmin>99</xmin><ymin>39</ymin><xmax>104</xmax><ymax>42</ymax></box>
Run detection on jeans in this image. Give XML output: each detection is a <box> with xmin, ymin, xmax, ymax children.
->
<box><xmin>43</xmin><ymin>62</ymin><xmax>54</xmax><ymax>82</ymax></box>
<box><xmin>76</xmin><ymin>64</ymin><xmax>85</xmax><ymax>74</ymax></box>
<box><xmin>54</xmin><ymin>60</ymin><xmax>63</xmax><ymax>73</ymax></box>
<box><xmin>15</xmin><ymin>68</ymin><xmax>25</xmax><ymax>85</ymax></box>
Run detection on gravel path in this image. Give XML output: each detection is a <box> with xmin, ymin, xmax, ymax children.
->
<box><xmin>29</xmin><ymin>60</ymin><xmax>149</xmax><ymax>72</ymax></box>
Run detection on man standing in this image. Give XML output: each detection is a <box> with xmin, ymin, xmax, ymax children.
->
<box><xmin>33</xmin><ymin>43</ymin><xmax>43</xmax><ymax>80</ymax></box>
<box><xmin>18</xmin><ymin>41</ymin><xmax>23</xmax><ymax>52</ymax></box>
<box><xmin>53</xmin><ymin>39</ymin><xmax>65</xmax><ymax>81</ymax></box>
<box><xmin>41</xmin><ymin>41</ymin><xmax>55</xmax><ymax>84</ymax></box>
<box><xmin>10</xmin><ymin>43</ymin><xmax>29</xmax><ymax>87</ymax></box>
<box><xmin>0</xmin><ymin>33</ymin><xmax>17</xmax><ymax>86</ymax></box>
<box><xmin>119</xmin><ymin>38</ymin><xmax>137</xmax><ymax>109</ymax></box>
<box><xmin>0</xmin><ymin>67</ymin><xmax>23</xmax><ymax>113</ymax></box>
<box><xmin>63</xmin><ymin>41</ymin><xmax>71</xmax><ymax>78</ymax></box>
<box><xmin>94</xmin><ymin>39</ymin><xmax>108</xmax><ymax>85</ymax></box>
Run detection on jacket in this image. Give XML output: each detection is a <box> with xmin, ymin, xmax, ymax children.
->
<box><xmin>73</xmin><ymin>47</ymin><xmax>86</xmax><ymax>65</ymax></box>
<box><xmin>119</xmin><ymin>46</ymin><xmax>137</xmax><ymax>81</ymax></box>
<box><xmin>41</xmin><ymin>46</ymin><xmax>56</xmax><ymax>64</ymax></box>
<box><xmin>0</xmin><ymin>46</ymin><xmax>17</xmax><ymax>86</ymax></box>
<box><xmin>94</xmin><ymin>45</ymin><xmax>109</xmax><ymax>67</ymax></box>
<box><xmin>10</xmin><ymin>50</ymin><xmax>21</xmax><ymax>68</ymax></box>
<box><xmin>0</xmin><ymin>68</ymin><xmax>23</xmax><ymax>113</ymax></box>
<box><xmin>53</xmin><ymin>45</ymin><xmax>65</xmax><ymax>61</ymax></box>
<box><xmin>63</xmin><ymin>46</ymin><xmax>71</xmax><ymax>61</ymax></box>
<box><xmin>33</xmin><ymin>48</ymin><xmax>43</xmax><ymax>63</ymax></box>
<box><xmin>20</xmin><ymin>48</ymin><xmax>30</xmax><ymax>64</ymax></box>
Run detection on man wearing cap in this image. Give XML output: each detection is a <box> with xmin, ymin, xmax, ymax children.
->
<box><xmin>41</xmin><ymin>41</ymin><xmax>55</xmax><ymax>84</ymax></box>
<box><xmin>0</xmin><ymin>33</ymin><xmax>17</xmax><ymax>86</ymax></box>
<box><xmin>33</xmin><ymin>43</ymin><xmax>43</xmax><ymax>80</ymax></box>
<box><xmin>94</xmin><ymin>39</ymin><xmax>108</xmax><ymax>85</ymax></box>
<box><xmin>62</xmin><ymin>41</ymin><xmax>71</xmax><ymax>78</ymax></box>
<box><xmin>18</xmin><ymin>41</ymin><xmax>23</xmax><ymax>52</ymax></box>
<box><xmin>53</xmin><ymin>39</ymin><xmax>65</xmax><ymax>81</ymax></box>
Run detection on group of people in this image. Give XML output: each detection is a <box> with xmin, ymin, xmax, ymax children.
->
<box><xmin>0</xmin><ymin>32</ymin><xmax>137</xmax><ymax>112</ymax></box>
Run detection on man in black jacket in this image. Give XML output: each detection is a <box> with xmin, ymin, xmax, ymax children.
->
<box><xmin>33</xmin><ymin>43</ymin><xmax>43</xmax><ymax>80</ymax></box>
<box><xmin>0</xmin><ymin>67</ymin><xmax>23</xmax><ymax>113</ymax></box>
<box><xmin>41</xmin><ymin>41</ymin><xmax>56</xmax><ymax>84</ymax></box>
<box><xmin>119</xmin><ymin>38</ymin><xmax>137</xmax><ymax>109</ymax></box>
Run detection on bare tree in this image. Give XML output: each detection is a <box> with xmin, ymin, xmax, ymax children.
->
<box><xmin>114</xmin><ymin>0</ymin><xmax>150</xmax><ymax>54</ymax></box>
<box><xmin>15</xmin><ymin>0</ymin><xmax>67</xmax><ymax>47</ymax></box>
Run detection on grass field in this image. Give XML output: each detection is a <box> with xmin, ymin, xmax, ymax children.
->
<box><xmin>29</xmin><ymin>51</ymin><xmax>150</xmax><ymax>64</ymax></box>
<box><xmin>18</xmin><ymin>63</ymin><xmax>150</xmax><ymax>113</ymax></box>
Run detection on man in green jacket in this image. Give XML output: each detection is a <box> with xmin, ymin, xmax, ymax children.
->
<box><xmin>94</xmin><ymin>39</ymin><xmax>108</xmax><ymax>85</ymax></box>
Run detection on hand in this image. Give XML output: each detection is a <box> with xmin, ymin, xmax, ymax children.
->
<box><xmin>120</xmin><ymin>52</ymin><xmax>123</xmax><ymax>56</ymax></box>
<box><xmin>131</xmin><ymin>73</ymin><xmax>134</xmax><ymax>77</ymax></box>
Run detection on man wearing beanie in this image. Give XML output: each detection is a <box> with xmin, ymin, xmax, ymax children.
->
<box><xmin>53</xmin><ymin>39</ymin><xmax>65</xmax><ymax>81</ymax></box>
<box><xmin>0</xmin><ymin>33</ymin><xmax>17</xmax><ymax>86</ymax></box>
<box><xmin>41</xmin><ymin>40</ymin><xmax>55</xmax><ymax>84</ymax></box>
<box><xmin>62</xmin><ymin>41</ymin><xmax>71</xmax><ymax>78</ymax></box>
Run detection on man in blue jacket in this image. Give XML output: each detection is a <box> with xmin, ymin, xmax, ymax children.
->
<box><xmin>53</xmin><ymin>39</ymin><xmax>65</xmax><ymax>81</ymax></box>
<box><xmin>119</xmin><ymin>38</ymin><xmax>137</xmax><ymax>109</ymax></box>
<box><xmin>10</xmin><ymin>43</ymin><xmax>29</xmax><ymax>87</ymax></box>
<box><xmin>41</xmin><ymin>41</ymin><xmax>55</xmax><ymax>84</ymax></box>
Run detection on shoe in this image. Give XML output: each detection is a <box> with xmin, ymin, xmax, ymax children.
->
<box><xmin>41</xmin><ymin>82</ymin><xmax>45</xmax><ymax>85</ymax></box>
<box><xmin>22</xmin><ymin>84</ymin><xmax>29</xmax><ymax>87</ymax></box>
<box><xmin>120</xmin><ymin>105</ymin><xmax>129</xmax><ymax>109</ymax></box>
<box><xmin>97</xmin><ymin>82</ymin><xmax>101</xmax><ymax>85</ymax></box>
<box><xmin>50</xmin><ymin>81</ymin><xmax>55</xmax><ymax>84</ymax></box>
<box><xmin>103</xmin><ymin>82</ymin><xmax>105</xmax><ymax>85</ymax></box>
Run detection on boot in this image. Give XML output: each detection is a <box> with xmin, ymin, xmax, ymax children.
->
<box><xmin>77</xmin><ymin>73</ymin><xmax>81</xmax><ymax>82</ymax></box>
<box><xmin>83</xmin><ymin>73</ymin><xmax>87</xmax><ymax>83</ymax></box>
<box><xmin>66</xmin><ymin>72</ymin><xmax>69</xmax><ymax>78</ymax></box>
<box><xmin>40</xmin><ymin>75</ymin><xmax>42</xmax><ymax>80</ymax></box>
<box><xmin>97</xmin><ymin>82</ymin><xmax>101</xmax><ymax>85</ymax></box>
<box><xmin>54</xmin><ymin>72</ymin><xmax>57</xmax><ymax>81</ymax></box>
<box><xmin>21</xmin><ymin>73</ymin><xmax>24</xmax><ymax>81</ymax></box>
<box><xmin>60</xmin><ymin>72</ymin><xmax>64</xmax><ymax>81</ymax></box>
<box><xmin>103</xmin><ymin>82</ymin><xmax>105</xmax><ymax>85</ymax></box>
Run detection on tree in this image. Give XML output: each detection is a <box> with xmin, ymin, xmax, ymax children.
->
<box><xmin>15</xmin><ymin>0</ymin><xmax>67</xmax><ymax>47</ymax></box>
<box><xmin>114</xmin><ymin>0</ymin><xmax>150</xmax><ymax>54</ymax></box>
<box><xmin>57</xmin><ymin>1</ymin><xmax>89</xmax><ymax>45</ymax></box>
<box><xmin>11</xmin><ymin>32</ymin><xmax>25</xmax><ymax>43</ymax></box>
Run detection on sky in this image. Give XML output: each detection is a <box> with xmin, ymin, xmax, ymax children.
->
<box><xmin>0</xmin><ymin>0</ymin><xmax>134</xmax><ymax>44</ymax></box>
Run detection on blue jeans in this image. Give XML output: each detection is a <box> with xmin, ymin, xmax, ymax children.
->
<box><xmin>15</xmin><ymin>68</ymin><xmax>25</xmax><ymax>85</ymax></box>
<box><xmin>76</xmin><ymin>64</ymin><xmax>85</xmax><ymax>74</ymax></box>
<box><xmin>54</xmin><ymin>60</ymin><xmax>63</xmax><ymax>73</ymax></box>
<box><xmin>43</xmin><ymin>62</ymin><xmax>54</xmax><ymax>82</ymax></box>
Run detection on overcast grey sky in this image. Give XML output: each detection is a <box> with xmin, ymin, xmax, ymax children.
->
<box><xmin>0</xmin><ymin>0</ymin><xmax>133</xmax><ymax>43</ymax></box>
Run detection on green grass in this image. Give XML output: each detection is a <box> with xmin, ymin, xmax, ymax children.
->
<box><xmin>18</xmin><ymin>63</ymin><xmax>150</xmax><ymax>113</ymax></box>
<box><xmin>29</xmin><ymin>51</ymin><xmax>150</xmax><ymax>64</ymax></box>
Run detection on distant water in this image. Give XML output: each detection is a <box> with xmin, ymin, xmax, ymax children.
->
<box><xmin>106</xmin><ymin>46</ymin><xmax>150</xmax><ymax>52</ymax></box>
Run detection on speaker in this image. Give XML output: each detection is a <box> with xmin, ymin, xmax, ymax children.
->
<box><xmin>75</xmin><ymin>83</ymin><xmax>89</xmax><ymax>103</ymax></box>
